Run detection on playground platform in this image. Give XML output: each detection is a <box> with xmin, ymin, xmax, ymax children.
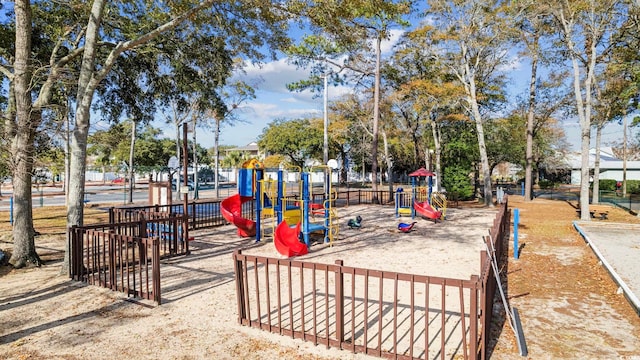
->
<box><xmin>573</xmin><ymin>221</ymin><xmax>640</xmax><ymax>315</ymax></box>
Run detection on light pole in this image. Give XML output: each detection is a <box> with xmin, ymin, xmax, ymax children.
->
<box><xmin>323</xmin><ymin>74</ymin><xmax>329</xmax><ymax>165</ymax></box>
<box><xmin>192</xmin><ymin>116</ymin><xmax>199</xmax><ymax>200</ymax></box>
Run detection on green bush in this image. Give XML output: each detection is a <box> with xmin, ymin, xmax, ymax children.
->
<box><xmin>538</xmin><ymin>180</ymin><xmax>555</xmax><ymax>189</ymax></box>
<box><xmin>628</xmin><ymin>180</ymin><xmax>640</xmax><ymax>194</ymax></box>
<box><xmin>598</xmin><ymin>179</ymin><xmax>618</xmax><ymax>191</ymax></box>
<box><xmin>442</xmin><ymin>165</ymin><xmax>474</xmax><ymax>201</ymax></box>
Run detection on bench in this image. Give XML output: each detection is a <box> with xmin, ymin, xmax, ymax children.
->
<box><xmin>576</xmin><ymin>209</ymin><xmax>609</xmax><ymax>220</ymax></box>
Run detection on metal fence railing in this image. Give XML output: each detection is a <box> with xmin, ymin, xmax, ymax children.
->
<box><xmin>110</xmin><ymin>190</ymin><xmax>398</xmax><ymax>232</ymax></box>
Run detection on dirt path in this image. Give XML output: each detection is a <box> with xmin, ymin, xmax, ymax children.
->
<box><xmin>490</xmin><ymin>197</ymin><xmax>640</xmax><ymax>359</ymax></box>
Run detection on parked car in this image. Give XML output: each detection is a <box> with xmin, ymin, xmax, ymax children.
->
<box><xmin>171</xmin><ymin>179</ymin><xmax>194</xmax><ymax>191</ymax></box>
<box><xmin>112</xmin><ymin>177</ymin><xmax>128</xmax><ymax>184</ymax></box>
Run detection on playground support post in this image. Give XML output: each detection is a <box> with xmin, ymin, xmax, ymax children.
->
<box><xmin>255</xmin><ymin>169</ymin><xmax>263</xmax><ymax>243</ymax></box>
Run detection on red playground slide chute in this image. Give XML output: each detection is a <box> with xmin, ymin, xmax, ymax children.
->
<box><xmin>274</xmin><ymin>221</ymin><xmax>308</xmax><ymax>257</ymax></box>
<box><xmin>221</xmin><ymin>194</ymin><xmax>256</xmax><ymax>237</ymax></box>
<box><xmin>414</xmin><ymin>200</ymin><xmax>442</xmax><ymax>222</ymax></box>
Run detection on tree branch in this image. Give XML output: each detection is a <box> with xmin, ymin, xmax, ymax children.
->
<box><xmin>0</xmin><ymin>64</ymin><xmax>12</xmax><ymax>80</ymax></box>
<box><xmin>90</xmin><ymin>0</ymin><xmax>216</xmax><ymax>89</ymax></box>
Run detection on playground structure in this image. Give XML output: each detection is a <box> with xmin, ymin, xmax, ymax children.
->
<box><xmin>221</xmin><ymin>161</ymin><xmax>339</xmax><ymax>257</ymax></box>
<box><xmin>220</xmin><ymin>159</ymin><xmax>260</xmax><ymax>237</ymax></box>
<box><xmin>395</xmin><ymin>168</ymin><xmax>446</xmax><ymax>222</ymax></box>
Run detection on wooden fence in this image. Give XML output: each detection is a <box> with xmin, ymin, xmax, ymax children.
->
<box><xmin>234</xmin><ymin>198</ymin><xmax>510</xmax><ymax>359</ymax></box>
<box><xmin>69</xmin><ymin>211</ymin><xmax>189</xmax><ymax>305</ymax></box>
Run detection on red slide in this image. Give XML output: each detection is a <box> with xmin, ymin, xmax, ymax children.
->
<box><xmin>221</xmin><ymin>194</ymin><xmax>256</xmax><ymax>237</ymax></box>
<box><xmin>414</xmin><ymin>200</ymin><xmax>443</xmax><ymax>222</ymax></box>
<box><xmin>274</xmin><ymin>221</ymin><xmax>308</xmax><ymax>257</ymax></box>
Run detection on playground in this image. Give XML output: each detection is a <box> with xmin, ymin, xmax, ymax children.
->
<box><xmin>0</xmin><ymin>198</ymin><xmax>498</xmax><ymax>360</ymax></box>
<box><xmin>0</xmin><ymin>163</ymin><xmax>508</xmax><ymax>359</ymax></box>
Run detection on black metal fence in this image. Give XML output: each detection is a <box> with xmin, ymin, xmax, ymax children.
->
<box><xmin>111</xmin><ymin>190</ymin><xmax>396</xmax><ymax>232</ymax></box>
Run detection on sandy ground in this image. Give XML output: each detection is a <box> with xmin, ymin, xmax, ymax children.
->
<box><xmin>0</xmin><ymin>204</ymin><xmax>497</xmax><ymax>360</ymax></box>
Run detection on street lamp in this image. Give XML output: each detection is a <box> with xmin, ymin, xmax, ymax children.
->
<box><xmin>323</xmin><ymin>74</ymin><xmax>329</xmax><ymax>165</ymax></box>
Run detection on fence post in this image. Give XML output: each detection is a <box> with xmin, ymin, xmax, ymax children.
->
<box><xmin>334</xmin><ymin>260</ymin><xmax>344</xmax><ymax>344</ymax></box>
<box><xmin>233</xmin><ymin>250</ymin><xmax>247</xmax><ymax>323</ymax></box>
<box><xmin>514</xmin><ymin>209</ymin><xmax>519</xmax><ymax>260</ymax></box>
<box><xmin>479</xmin><ymin>250</ymin><xmax>488</xmax><ymax>360</ymax></box>
<box><xmin>191</xmin><ymin>201</ymin><xmax>196</xmax><ymax>229</ymax></box>
<box><xmin>152</xmin><ymin>237</ymin><xmax>161</xmax><ymax>304</ymax></box>
<box><xmin>469</xmin><ymin>274</ymin><xmax>480</xmax><ymax>360</ymax></box>
<box><xmin>69</xmin><ymin>225</ymin><xmax>76</xmax><ymax>279</ymax></box>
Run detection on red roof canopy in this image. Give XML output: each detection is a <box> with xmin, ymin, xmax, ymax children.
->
<box><xmin>408</xmin><ymin>168</ymin><xmax>435</xmax><ymax>177</ymax></box>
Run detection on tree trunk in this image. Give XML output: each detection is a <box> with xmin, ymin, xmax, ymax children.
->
<box><xmin>9</xmin><ymin>0</ymin><xmax>42</xmax><ymax>268</ymax></box>
<box><xmin>192</xmin><ymin>117</ymin><xmax>199</xmax><ymax>200</ymax></box>
<box><xmin>557</xmin><ymin>7</ymin><xmax>596</xmax><ymax>221</ymax></box>
<box><xmin>591</xmin><ymin>124</ymin><xmax>603</xmax><ymax>205</ymax></box>
<box><xmin>67</xmin><ymin>0</ymin><xmax>106</xmax><ymax>267</ymax></box>
<box><xmin>467</xmin><ymin>77</ymin><xmax>493</xmax><ymax>207</ymax></box>
<box><xmin>432</xmin><ymin>122</ymin><xmax>442</xmax><ymax>192</ymax></box>
<box><xmin>382</xmin><ymin>130</ymin><xmax>394</xmax><ymax>203</ymax></box>
<box><xmin>525</xmin><ymin>43</ymin><xmax>539</xmax><ymax>202</ymax></box>
<box><xmin>370</xmin><ymin>36</ymin><xmax>381</xmax><ymax>203</ymax></box>
<box><xmin>214</xmin><ymin>117</ymin><xmax>220</xmax><ymax>199</ymax></box>
<box><xmin>175</xmin><ymin>122</ymin><xmax>182</xmax><ymax>201</ymax></box>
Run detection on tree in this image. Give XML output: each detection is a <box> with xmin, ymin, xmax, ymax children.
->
<box><xmin>205</xmin><ymin>79</ymin><xmax>256</xmax><ymax>198</ymax></box>
<box><xmin>425</xmin><ymin>0</ymin><xmax>513</xmax><ymax>206</ymax></box>
<box><xmin>545</xmin><ymin>0</ymin><xmax>630</xmax><ymax>220</ymax></box>
<box><xmin>4</xmin><ymin>0</ymin><xmax>290</xmax><ymax>273</ymax></box>
<box><xmin>287</xmin><ymin>0</ymin><xmax>414</xmax><ymax>203</ymax></box>
<box><xmin>7</xmin><ymin>1</ymin><xmax>41</xmax><ymax>267</ymax></box>
<box><xmin>258</xmin><ymin>118</ymin><xmax>323</xmax><ymax>169</ymax></box>
<box><xmin>511</xmin><ymin>1</ymin><xmax>553</xmax><ymax>201</ymax></box>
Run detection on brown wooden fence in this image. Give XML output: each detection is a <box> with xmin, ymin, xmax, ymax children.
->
<box><xmin>69</xmin><ymin>211</ymin><xmax>190</xmax><ymax>305</ymax></box>
<box><xmin>478</xmin><ymin>197</ymin><xmax>510</xmax><ymax>359</ymax></box>
<box><xmin>233</xmin><ymin>197</ymin><xmax>510</xmax><ymax>360</ymax></box>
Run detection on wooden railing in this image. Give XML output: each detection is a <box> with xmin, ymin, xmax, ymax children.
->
<box><xmin>234</xmin><ymin>252</ymin><xmax>479</xmax><ymax>359</ymax></box>
<box><xmin>69</xmin><ymin>211</ymin><xmax>189</xmax><ymax>305</ymax></box>
<box><xmin>234</xmin><ymin>196</ymin><xmax>511</xmax><ymax>359</ymax></box>
<box><xmin>70</xmin><ymin>227</ymin><xmax>161</xmax><ymax>304</ymax></box>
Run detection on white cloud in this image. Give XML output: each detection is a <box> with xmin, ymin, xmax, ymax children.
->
<box><xmin>244</xmin><ymin>102</ymin><xmax>321</xmax><ymax>122</ymax></box>
<box><xmin>238</xmin><ymin>58</ymin><xmax>310</xmax><ymax>95</ymax></box>
<box><xmin>380</xmin><ymin>29</ymin><xmax>406</xmax><ymax>54</ymax></box>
